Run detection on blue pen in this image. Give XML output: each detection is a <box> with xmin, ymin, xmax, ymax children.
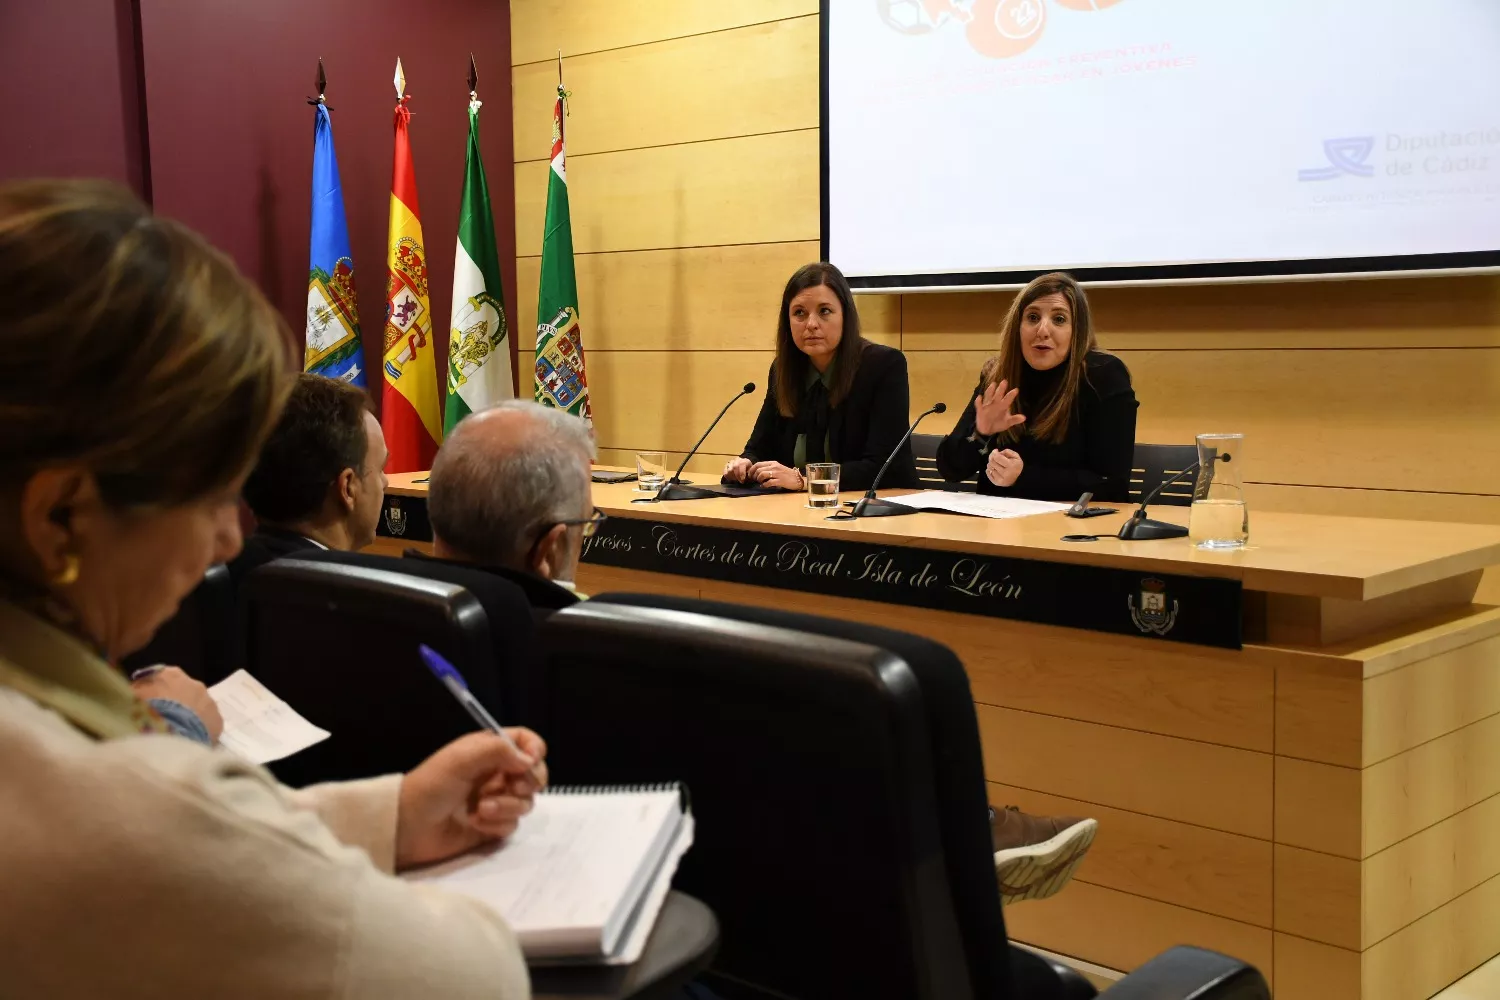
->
<box><xmin>419</xmin><ymin>644</ymin><xmax>542</xmax><ymax>781</ymax></box>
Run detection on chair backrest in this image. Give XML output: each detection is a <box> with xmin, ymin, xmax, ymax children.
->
<box><xmin>282</xmin><ymin>548</ymin><xmax>552</xmax><ymax>725</ymax></box>
<box><xmin>242</xmin><ymin>556</ymin><xmax>535</xmax><ymax>786</ymax></box>
<box><xmin>122</xmin><ymin>563</ymin><xmax>237</xmax><ymax>685</ymax></box>
<box><xmin>1128</xmin><ymin>443</ymin><xmax>1198</xmax><ymax>507</ymax></box>
<box><xmin>912</xmin><ymin>432</ymin><xmax>976</xmax><ymax>493</ymax></box>
<box><xmin>539</xmin><ymin>595</ymin><xmax>1008</xmax><ymax>1000</ymax></box>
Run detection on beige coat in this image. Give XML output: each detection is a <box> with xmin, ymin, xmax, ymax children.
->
<box><xmin>0</xmin><ymin>603</ymin><xmax>530</xmax><ymax>998</ymax></box>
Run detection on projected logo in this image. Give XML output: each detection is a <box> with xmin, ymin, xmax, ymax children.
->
<box><xmin>1298</xmin><ymin>137</ymin><xmax>1376</xmax><ymax>181</ymax></box>
<box><xmin>877</xmin><ymin>0</ymin><xmax>1123</xmax><ymax>58</ymax></box>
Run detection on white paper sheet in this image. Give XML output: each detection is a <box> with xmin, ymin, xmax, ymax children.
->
<box><xmin>209</xmin><ymin>669</ymin><xmax>330</xmax><ymax>764</ymax></box>
<box><xmin>891</xmin><ymin>491</ymin><xmax>1072</xmax><ymax>520</ymax></box>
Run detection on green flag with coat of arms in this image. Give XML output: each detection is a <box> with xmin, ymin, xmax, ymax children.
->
<box><xmin>445</xmin><ymin>94</ymin><xmax>513</xmax><ymax>432</ymax></box>
<box><xmin>532</xmin><ymin>82</ymin><xmax>592</xmax><ymax>423</ymax></box>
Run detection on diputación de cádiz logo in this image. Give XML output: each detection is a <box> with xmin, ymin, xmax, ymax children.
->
<box><xmin>878</xmin><ymin>0</ymin><xmax>1125</xmax><ymax>60</ymax></box>
<box><xmin>1297</xmin><ymin>137</ymin><xmax>1377</xmax><ymax>181</ymax></box>
<box><xmin>1128</xmin><ymin>577</ymin><xmax>1179</xmax><ymax>636</ymax></box>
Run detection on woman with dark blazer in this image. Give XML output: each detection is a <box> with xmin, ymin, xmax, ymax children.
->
<box><xmin>724</xmin><ymin>262</ymin><xmax>918</xmax><ymax>493</ymax></box>
<box><xmin>936</xmin><ymin>271</ymin><xmax>1138</xmax><ymax>501</ymax></box>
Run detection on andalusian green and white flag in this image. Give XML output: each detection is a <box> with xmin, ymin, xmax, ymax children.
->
<box><xmin>532</xmin><ymin>82</ymin><xmax>592</xmax><ymax>423</ymax></box>
<box><xmin>445</xmin><ymin>95</ymin><xmax>512</xmax><ymax>433</ymax></box>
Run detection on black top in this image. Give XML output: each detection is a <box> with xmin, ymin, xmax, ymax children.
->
<box><xmin>226</xmin><ymin>526</ymin><xmax>323</xmax><ymax>592</ymax></box>
<box><xmin>738</xmin><ymin>341</ymin><xmax>919</xmax><ymax>492</ymax></box>
<box><xmin>405</xmin><ymin>550</ymin><xmax>581</xmax><ymax>615</ymax></box>
<box><xmin>935</xmin><ymin>351</ymin><xmax>1138</xmax><ymax>502</ymax></box>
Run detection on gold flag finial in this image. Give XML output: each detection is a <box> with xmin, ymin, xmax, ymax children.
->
<box><xmin>394</xmin><ymin>57</ymin><xmax>406</xmax><ymax>100</ymax></box>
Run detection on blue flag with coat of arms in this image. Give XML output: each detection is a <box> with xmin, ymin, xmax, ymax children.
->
<box><xmin>302</xmin><ymin>103</ymin><xmax>367</xmax><ymax>386</ymax></box>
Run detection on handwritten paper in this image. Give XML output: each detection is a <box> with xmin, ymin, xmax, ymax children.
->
<box><xmin>892</xmin><ymin>491</ymin><xmax>1072</xmax><ymax>519</ymax></box>
<box><xmin>209</xmin><ymin>670</ymin><xmax>330</xmax><ymax>764</ymax></box>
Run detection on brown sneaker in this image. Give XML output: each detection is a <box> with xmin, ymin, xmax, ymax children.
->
<box><xmin>989</xmin><ymin>805</ymin><xmax>1098</xmax><ymax>906</ymax></box>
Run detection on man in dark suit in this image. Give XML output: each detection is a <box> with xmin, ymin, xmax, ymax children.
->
<box><xmin>227</xmin><ymin>374</ymin><xmax>387</xmax><ymax>589</ymax></box>
<box><xmin>417</xmin><ymin>400</ymin><xmax>592</xmax><ymax>613</ymax></box>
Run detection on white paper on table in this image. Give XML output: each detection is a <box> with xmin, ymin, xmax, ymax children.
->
<box><xmin>892</xmin><ymin>491</ymin><xmax>1073</xmax><ymax>520</ymax></box>
<box><xmin>209</xmin><ymin>669</ymin><xmax>330</xmax><ymax>764</ymax></box>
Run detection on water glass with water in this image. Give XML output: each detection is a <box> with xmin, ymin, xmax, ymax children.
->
<box><xmin>1189</xmin><ymin>433</ymin><xmax>1248</xmax><ymax>549</ymax></box>
<box><xmin>806</xmin><ymin>462</ymin><xmax>840</xmax><ymax>509</ymax></box>
<box><xmin>635</xmin><ymin>451</ymin><xmax>667</xmax><ymax>492</ymax></box>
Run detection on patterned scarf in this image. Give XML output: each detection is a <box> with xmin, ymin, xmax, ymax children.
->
<box><xmin>0</xmin><ymin>600</ymin><xmax>167</xmax><ymax>739</ymax></box>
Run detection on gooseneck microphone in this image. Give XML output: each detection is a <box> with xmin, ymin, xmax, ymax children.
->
<box><xmin>637</xmin><ymin>382</ymin><xmax>757</xmax><ymax>503</ymax></box>
<box><xmin>849</xmin><ymin>402</ymin><xmax>947</xmax><ymax>518</ymax></box>
<box><xmin>1116</xmin><ymin>452</ymin><xmax>1225</xmax><ymax>540</ymax></box>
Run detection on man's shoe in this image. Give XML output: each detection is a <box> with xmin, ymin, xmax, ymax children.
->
<box><xmin>989</xmin><ymin>805</ymin><xmax>1098</xmax><ymax>906</ymax></box>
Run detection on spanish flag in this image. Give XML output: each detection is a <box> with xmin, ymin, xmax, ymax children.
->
<box><xmin>381</xmin><ymin>58</ymin><xmax>442</xmax><ymax>473</ymax></box>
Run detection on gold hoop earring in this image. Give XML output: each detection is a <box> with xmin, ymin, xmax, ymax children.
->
<box><xmin>51</xmin><ymin>554</ymin><xmax>80</xmax><ymax>587</ymax></box>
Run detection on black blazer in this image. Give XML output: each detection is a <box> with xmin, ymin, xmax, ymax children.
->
<box><xmin>936</xmin><ymin>351</ymin><xmax>1138</xmax><ymax>502</ymax></box>
<box><xmin>739</xmin><ymin>341</ymin><xmax>919</xmax><ymax>492</ymax></box>
<box><xmin>405</xmin><ymin>550</ymin><xmax>581</xmax><ymax>616</ymax></box>
<box><xmin>226</xmin><ymin>527</ymin><xmax>323</xmax><ymax>593</ymax></box>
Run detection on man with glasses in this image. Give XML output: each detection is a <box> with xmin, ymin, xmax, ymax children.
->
<box><xmin>421</xmin><ymin>400</ymin><xmax>598</xmax><ymax>611</ymax></box>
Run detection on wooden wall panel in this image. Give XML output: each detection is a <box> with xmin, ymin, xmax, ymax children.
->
<box><xmin>1275</xmin><ymin>757</ymin><xmax>1362</xmax><ymax>858</ymax></box>
<box><xmin>516</xmin><ymin>242</ymin><xmax>819</xmax><ymax>351</ymax></box>
<box><xmin>1363</xmin><ymin>793</ymin><xmax>1500</xmax><ymax>949</ymax></box>
<box><xmin>1276</xmin><ymin>659</ymin><xmax>1363</xmax><ymax>767</ymax></box>
<box><xmin>962</xmin><ymin>627</ymin><xmax>1275</xmax><ymax>751</ymax></box>
<box><xmin>989</xmin><ymin>781</ymin><xmax>1272</xmax><ymax>926</ymax></box>
<box><xmin>512</xmin><ymin>0</ymin><xmax>816</xmax><ymax>65</ymax></box>
<box><xmin>1362</xmin><ymin>712</ymin><xmax>1500</xmax><ymax>856</ymax></box>
<box><xmin>898</xmin><ymin>276</ymin><xmax>1500</xmax><ymax>352</ymax></box>
<box><xmin>595</xmin><ymin>447</ymin><xmax>739</xmax><ymax>478</ymax></box>
<box><xmin>1273</xmin><ymin>845</ymin><xmax>1361</xmax><ymax>949</ymax></box>
<box><xmin>584</xmin><ymin>350</ymin><xmax>773</xmax><ymax>455</ymax></box>
<box><xmin>1274</xmin><ymin>934</ymin><xmax>1362</xmax><ymax>1000</ymax></box>
<box><xmin>1004</xmin><ymin>880</ymin><xmax>1274</xmax><ymax>979</ymax></box>
<box><xmin>977</xmin><ymin>706</ymin><xmax>1273</xmax><ymax>838</ymax></box>
<box><xmin>513</xmin><ymin>16</ymin><xmax>817</xmax><ymax>158</ymax></box>
<box><xmin>1363</xmin><ymin>632</ymin><xmax>1500</xmax><ymax>766</ymax></box>
<box><xmin>514</xmin><ymin>129</ymin><xmax>819</xmax><ymax>256</ymax></box>
<box><xmin>1361</xmin><ymin>873</ymin><xmax>1500</xmax><ymax>1000</ymax></box>
<box><xmin>906</xmin><ymin>348</ymin><xmax>1500</xmax><ymax>495</ymax></box>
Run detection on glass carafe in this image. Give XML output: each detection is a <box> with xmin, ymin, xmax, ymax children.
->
<box><xmin>1189</xmin><ymin>433</ymin><xmax>1248</xmax><ymax>549</ymax></box>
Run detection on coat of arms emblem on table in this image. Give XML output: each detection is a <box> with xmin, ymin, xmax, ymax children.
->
<box><xmin>385</xmin><ymin>503</ymin><xmax>407</xmax><ymax>537</ymax></box>
<box><xmin>1129</xmin><ymin>577</ymin><xmax>1179</xmax><ymax>636</ymax></box>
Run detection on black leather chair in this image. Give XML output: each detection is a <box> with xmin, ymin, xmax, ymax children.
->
<box><xmin>1128</xmin><ymin>444</ymin><xmax>1198</xmax><ymax>507</ymax></box>
<box><xmin>241</xmin><ymin>556</ymin><xmax>540</xmax><ymax>786</ymax></box>
<box><xmin>912</xmin><ymin>432</ymin><xmax>977</xmax><ymax>492</ymax></box>
<box><xmin>122</xmin><ymin>563</ymin><xmax>237</xmax><ymax>685</ymax></box>
<box><xmin>540</xmin><ymin>595</ymin><xmax>1270</xmax><ymax>1000</ymax></box>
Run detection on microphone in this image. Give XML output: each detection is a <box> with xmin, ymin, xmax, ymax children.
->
<box><xmin>637</xmin><ymin>382</ymin><xmax>757</xmax><ymax>503</ymax></box>
<box><xmin>1116</xmin><ymin>453</ymin><xmax>1223</xmax><ymax>540</ymax></box>
<box><xmin>848</xmin><ymin>402</ymin><xmax>947</xmax><ymax>518</ymax></box>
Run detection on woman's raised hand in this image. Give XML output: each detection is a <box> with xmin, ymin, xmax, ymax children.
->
<box><xmin>973</xmin><ymin>379</ymin><xmax>1026</xmax><ymax>437</ymax></box>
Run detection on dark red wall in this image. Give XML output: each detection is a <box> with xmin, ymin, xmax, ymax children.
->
<box><xmin>0</xmin><ymin>0</ymin><xmax>150</xmax><ymax>195</ymax></box>
<box><xmin>138</xmin><ymin>0</ymin><xmax>518</xmax><ymax>404</ymax></box>
<box><xmin>0</xmin><ymin>1</ymin><xmax>517</xmax><ymax>406</ymax></box>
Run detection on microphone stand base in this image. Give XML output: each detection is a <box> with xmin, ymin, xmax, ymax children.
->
<box><xmin>649</xmin><ymin>481</ymin><xmax>723</xmax><ymax>502</ymax></box>
<box><xmin>850</xmin><ymin>497</ymin><xmax>920</xmax><ymax>518</ymax></box>
<box><xmin>1117</xmin><ymin>516</ymin><xmax>1189</xmax><ymax>541</ymax></box>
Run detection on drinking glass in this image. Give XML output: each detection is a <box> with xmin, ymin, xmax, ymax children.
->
<box><xmin>635</xmin><ymin>451</ymin><xmax>667</xmax><ymax>492</ymax></box>
<box><xmin>1189</xmin><ymin>433</ymin><xmax>1248</xmax><ymax>549</ymax></box>
<box><xmin>806</xmin><ymin>463</ymin><xmax>840</xmax><ymax>509</ymax></box>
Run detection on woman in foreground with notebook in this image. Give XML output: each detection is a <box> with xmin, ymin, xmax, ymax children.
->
<box><xmin>0</xmin><ymin>181</ymin><xmax>543</xmax><ymax>998</ymax></box>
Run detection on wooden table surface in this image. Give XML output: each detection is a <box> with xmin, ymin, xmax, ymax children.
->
<box><xmin>386</xmin><ymin>470</ymin><xmax>1500</xmax><ymax>601</ymax></box>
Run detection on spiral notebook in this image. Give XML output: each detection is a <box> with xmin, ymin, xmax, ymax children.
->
<box><xmin>406</xmin><ymin>784</ymin><xmax>693</xmax><ymax>965</ymax></box>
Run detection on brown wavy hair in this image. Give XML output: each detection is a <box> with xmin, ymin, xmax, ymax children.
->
<box><xmin>0</xmin><ymin>179</ymin><xmax>293</xmax><ymax>517</ymax></box>
<box><xmin>980</xmin><ymin>271</ymin><xmax>1098</xmax><ymax>445</ymax></box>
<box><xmin>773</xmin><ymin>262</ymin><xmax>864</xmax><ymax>418</ymax></box>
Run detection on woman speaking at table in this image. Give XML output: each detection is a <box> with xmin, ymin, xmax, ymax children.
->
<box><xmin>723</xmin><ymin>262</ymin><xmax>919</xmax><ymax>492</ymax></box>
<box><xmin>936</xmin><ymin>272</ymin><xmax>1138</xmax><ymax>501</ymax></box>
